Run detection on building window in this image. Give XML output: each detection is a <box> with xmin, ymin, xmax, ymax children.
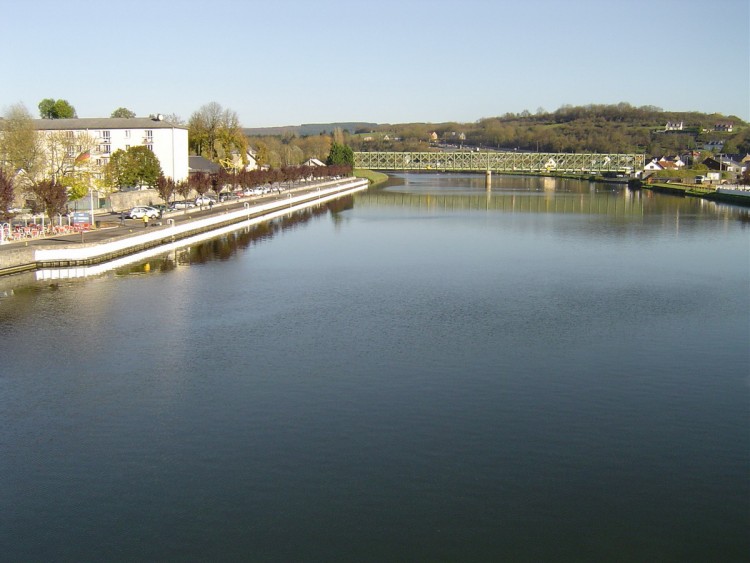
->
<box><xmin>146</xmin><ymin>144</ymin><xmax>153</xmax><ymax>152</ymax></box>
<box><xmin>96</xmin><ymin>159</ymin><xmax>103</xmax><ymax>166</ymax></box>
<box><xmin>66</xmin><ymin>130</ymin><xmax>74</xmax><ymax>139</ymax></box>
<box><xmin>125</xmin><ymin>130</ymin><xmax>130</xmax><ymax>138</ymax></box>
<box><xmin>103</xmin><ymin>144</ymin><xmax>111</xmax><ymax>154</ymax></box>
<box><xmin>145</xmin><ymin>130</ymin><xmax>153</xmax><ymax>141</ymax></box>
<box><xmin>102</xmin><ymin>130</ymin><xmax>111</xmax><ymax>141</ymax></box>
<box><xmin>125</xmin><ymin>145</ymin><xmax>130</xmax><ymax>150</ymax></box>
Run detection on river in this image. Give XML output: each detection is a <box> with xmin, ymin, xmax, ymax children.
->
<box><xmin>1</xmin><ymin>173</ymin><xmax>748</xmax><ymax>561</ymax></box>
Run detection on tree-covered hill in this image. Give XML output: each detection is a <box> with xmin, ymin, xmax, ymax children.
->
<box><xmin>348</xmin><ymin>104</ymin><xmax>749</xmax><ymax>156</ymax></box>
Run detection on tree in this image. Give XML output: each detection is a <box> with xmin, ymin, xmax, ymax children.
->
<box><xmin>189</xmin><ymin>172</ymin><xmax>211</xmax><ymax>206</ymax></box>
<box><xmin>0</xmin><ymin>104</ymin><xmax>43</xmax><ymax>186</ymax></box>
<box><xmin>111</xmin><ymin>107</ymin><xmax>136</xmax><ymax>118</ymax></box>
<box><xmin>188</xmin><ymin>102</ymin><xmax>223</xmax><ymax>159</ymax></box>
<box><xmin>188</xmin><ymin>102</ymin><xmax>246</xmax><ymax>162</ymax></box>
<box><xmin>326</xmin><ymin>142</ymin><xmax>354</xmax><ymax>167</ymax></box>
<box><xmin>29</xmin><ymin>179</ymin><xmax>67</xmax><ymax>219</ymax></box>
<box><xmin>38</xmin><ymin>98</ymin><xmax>77</xmax><ymax>119</ymax></box>
<box><xmin>156</xmin><ymin>174</ymin><xmax>176</xmax><ymax>206</ymax></box>
<box><xmin>163</xmin><ymin>113</ymin><xmax>185</xmax><ymax>126</ymax></box>
<box><xmin>42</xmin><ymin>130</ymin><xmax>98</xmax><ymax>183</ymax></box>
<box><xmin>106</xmin><ymin>146</ymin><xmax>163</xmax><ymax>189</ymax></box>
<box><xmin>0</xmin><ymin>169</ymin><xmax>15</xmax><ymax>221</ymax></box>
<box><xmin>175</xmin><ymin>179</ymin><xmax>192</xmax><ymax>212</ymax></box>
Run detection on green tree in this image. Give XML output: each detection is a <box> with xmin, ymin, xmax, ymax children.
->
<box><xmin>188</xmin><ymin>102</ymin><xmax>247</xmax><ymax>163</ymax></box>
<box><xmin>326</xmin><ymin>142</ymin><xmax>354</xmax><ymax>167</ymax></box>
<box><xmin>0</xmin><ymin>103</ymin><xmax>42</xmax><ymax>181</ymax></box>
<box><xmin>111</xmin><ymin>107</ymin><xmax>136</xmax><ymax>118</ymax></box>
<box><xmin>38</xmin><ymin>98</ymin><xmax>77</xmax><ymax>119</ymax></box>
<box><xmin>106</xmin><ymin>146</ymin><xmax>163</xmax><ymax>189</ymax></box>
<box><xmin>60</xmin><ymin>174</ymin><xmax>90</xmax><ymax>202</ymax></box>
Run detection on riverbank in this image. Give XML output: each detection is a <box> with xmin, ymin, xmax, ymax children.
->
<box><xmin>354</xmin><ymin>168</ymin><xmax>389</xmax><ymax>187</ymax></box>
<box><xmin>641</xmin><ymin>181</ymin><xmax>750</xmax><ymax>207</ymax></box>
<box><xmin>0</xmin><ymin>177</ymin><xmax>369</xmax><ymax>278</ymax></box>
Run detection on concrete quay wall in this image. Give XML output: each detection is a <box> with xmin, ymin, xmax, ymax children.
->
<box><xmin>2</xmin><ymin>178</ymin><xmax>368</xmax><ymax>277</ymax></box>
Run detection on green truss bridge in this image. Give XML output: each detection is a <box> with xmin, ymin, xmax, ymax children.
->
<box><xmin>354</xmin><ymin>151</ymin><xmax>645</xmax><ymax>174</ymax></box>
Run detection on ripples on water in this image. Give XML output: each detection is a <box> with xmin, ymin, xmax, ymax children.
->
<box><xmin>1</xmin><ymin>175</ymin><xmax>748</xmax><ymax>561</ymax></box>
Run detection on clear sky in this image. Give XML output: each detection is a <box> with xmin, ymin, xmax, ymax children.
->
<box><xmin>2</xmin><ymin>0</ymin><xmax>748</xmax><ymax>127</ymax></box>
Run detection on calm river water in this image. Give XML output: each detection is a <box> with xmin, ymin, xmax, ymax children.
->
<box><xmin>1</xmin><ymin>173</ymin><xmax>748</xmax><ymax>562</ymax></box>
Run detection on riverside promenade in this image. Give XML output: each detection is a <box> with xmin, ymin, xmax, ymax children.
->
<box><xmin>0</xmin><ymin>177</ymin><xmax>368</xmax><ymax>278</ymax></box>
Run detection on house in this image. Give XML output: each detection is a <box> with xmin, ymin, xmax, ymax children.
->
<box><xmin>665</xmin><ymin>121</ymin><xmax>684</xmax><ymax>131</ymax></box>
<box><xmin>33</xmin><ymin>115</ymin><xmax>189</xmax><ymax>184</ymax></box>
<box><xmin>703</xmin><ymin>140</ymin><xmax>725</xmax><ymax>151</ymax></box>
<box><xmin>644</xmin><ymin>158</ymin><xmax>664</xmax><ymax>171</ymax></box>
<box><xmin>658</xmin><ymin>156</ymin><xmax>685</xmax><ymax>169</ymax></box>
<box><xmin>713</xmin><ymin>122</ymin><xmax>734</xmax><ymax>132</ymax></box>
<box><xmin>429</xmin><ymin>132</ymin><xmax>438</xmax><ymax>142</ymax></box>
<box><xmin>702</xmin><ymin>156</ymin><xmax>742</xmax><ymax>173</ymax></box>
<box><xmin>221</xmin><ymin>149</ymin><xmax>258</xmax><ymax>172</ymax></box>
<box><xmin>303</xmin><ymin>158</ymin><xmax>326</xmax><ymax>167</ymax></box>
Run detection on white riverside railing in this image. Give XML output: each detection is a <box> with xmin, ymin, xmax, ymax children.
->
<box><xmin>34</xmin><ymin>178</ymin><xmax>368</xmax><ymax>265</ymax></box>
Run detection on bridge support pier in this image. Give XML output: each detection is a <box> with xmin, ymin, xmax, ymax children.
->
<box><xmin>485</xmin><ymin>170</ymin><xmax>492</xmax><ymax>190</ymax></box>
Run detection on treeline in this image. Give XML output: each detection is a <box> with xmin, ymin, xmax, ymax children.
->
<box><xmin>341</xmin><ymin>104</ymin><xmax>749</xmax><ymax>156</ymax></box>
<box><xmin>217</xmin><ymin>164</ymin><xmax>352</xmax><ymax>190</ymax></box>
<box><xmin>153</xmin><ymin>163</ymin><xmax>351</xmax><ymax>206</ymax></box>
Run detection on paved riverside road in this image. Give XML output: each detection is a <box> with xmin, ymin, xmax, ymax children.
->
<box><xmin>0</xmin><ymin>181</ymin><xmax>339</xmax><ymax>253</ymax></box>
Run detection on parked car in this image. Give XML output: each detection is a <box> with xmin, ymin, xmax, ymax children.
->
<box><xmin>171</xmin><ymin>200</ymin><xmax>196</xmax><ymax>210</ymax></box>
<box><xmin>195</xmin><ymin>195</ymin><xmax>216</xmax><ymax>206</ymax></box>
<box><xmin>152</xmin><ymin>204</ymin><xmax>174</xmax><ymax>215</ymax></box>
<box><xmin>219</xmin><ymin>191</ymin><xmax>239</xmax><ymax>202</ymax></box>
<box><xmin>128</xmin><ymin>206</ymin><xmax>160</xmax><ymax>219</ymax></box>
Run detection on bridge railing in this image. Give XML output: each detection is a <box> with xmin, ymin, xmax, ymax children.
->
<box><xmin>354</xmin><ymin>151</ymin><xmax>644</xmax><ymax>173</ymax></box>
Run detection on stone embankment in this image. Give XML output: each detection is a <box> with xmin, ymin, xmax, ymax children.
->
<box><xmin>0</xmin><ymin>177</ymin><xmax>368</xmax><ymax>278</ymax></box>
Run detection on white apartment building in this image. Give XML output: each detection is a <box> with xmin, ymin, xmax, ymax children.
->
<box><xmin>33</xmin><ymin>115</ymin><xmax>189</xmax><ymax>183</ymax></box>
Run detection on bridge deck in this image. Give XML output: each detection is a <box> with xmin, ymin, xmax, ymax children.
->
<box><xmin>355</xmin><ymin>151</ymin><xmax>644</xmax><ymax>173</ymax></box>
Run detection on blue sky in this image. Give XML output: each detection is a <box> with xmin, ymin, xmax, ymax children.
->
<box><xmin>2</xmin><ymin>0</ymin><xmax>748</xmax><ymax>127</ymax></box>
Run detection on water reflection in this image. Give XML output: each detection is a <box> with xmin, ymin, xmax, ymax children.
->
<box><xmin>113</xmin><ymin>196</ymin><xmax>354</xmax><ymax>276</ymax></box>
<box><xmin>375</xmin><ymin>172</ymin><xmax>750</xmax><ymax>226</ymax></box>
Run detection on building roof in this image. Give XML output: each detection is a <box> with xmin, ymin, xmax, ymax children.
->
<box><xmin>188</xmin><ymin>156</ymin><xmax>221</xmax><ymax>173</ymax></box>
<box><xmin>33</xmin><ymin>117</ymin><xmax>187</xmax><ymax>131</ymax></box>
